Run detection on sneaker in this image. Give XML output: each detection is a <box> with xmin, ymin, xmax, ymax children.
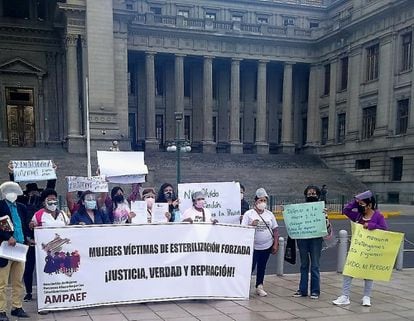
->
<box><xmin>310</xmin><ymin>293</ymin><xmax>319</xmax><ymax>299</ymax></box>
<box><xmin>362</xmin><ymin>296</ymin><xmax>371</xmax><ymax>307</ymax></box>
<box><xmin>0</xmin><ymin>312</ymin><xmax>9</xmax><ymax>321</ymax></box>
<box><xmin>10</xmin><ymin>308</ymin><xmax>29</xmax><ymax>318</ymax></box>
<box><xmin>332</xmin><ymin>295</ymin><xmax>350</xmax><ymax>306</ymax></box>
<box><xmin>256</xmin><ymin>284</ymin><xmax>267</xmax><ymax>297</ymax></box>
<box><xmin>293</xmin><ymin>290</ymin><xmax>307</xmax><ymax>298</ymax></box>
<box><xmin>23</xmin><ymin>293</ymin><xmax>32</xmax><ymax>302</ymax></box>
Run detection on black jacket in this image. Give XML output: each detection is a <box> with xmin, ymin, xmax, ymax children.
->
<box><xmin>0</xmin><ymin>200</ymin><xmax>30</xmax><ymax>267</ymax></box>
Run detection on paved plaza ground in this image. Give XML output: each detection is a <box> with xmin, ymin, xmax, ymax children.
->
<box><xmin>12</xmin><ymin>269</ymin><xmax>414</xmax><ymax>321</ymax></box>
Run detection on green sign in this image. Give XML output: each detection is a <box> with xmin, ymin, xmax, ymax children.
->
<box><xmin>283</xmin><ymin>201</ymin><xmax>327</xmax><ymax>239</ymax></box>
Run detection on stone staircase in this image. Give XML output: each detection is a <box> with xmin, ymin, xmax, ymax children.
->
<box><xmin>0</xmin><ymin>146</ymin><xmax>366</xmax><ymax>203</ymax></box>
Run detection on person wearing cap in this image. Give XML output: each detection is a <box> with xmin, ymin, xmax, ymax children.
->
<box><xmin>241</xmin><ymin>188</ymin><xmax>278</xmax><ymax>297</ymax></box>
<box><xmin>333</xmin><ymin>190</ymin><xmax>387</xmax><ymax>307</ymax></box>
<box><xmin>70</xmin><ymin>191</ymin><xmax>111</xmax><ymax>225</ymax></box>
<box><xmin>0</xmin><ymin>181</ymin><xmax>30</xmax><ymax>319</ymax></box>
<box><xmin>293</xmin><ymin>185</ymin><xmax>330</xmax><ymax>300</ymax></box>
<box><xmin>182</xmin><ymin>191</ymin><xmax>218</xmax><ymax>223</ymax></box>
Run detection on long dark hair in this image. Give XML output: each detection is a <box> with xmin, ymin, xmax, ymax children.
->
<box><xmin>156</xmin><ymin>183</ymin><xmax>175</xmax><ymax>203</ymax></box>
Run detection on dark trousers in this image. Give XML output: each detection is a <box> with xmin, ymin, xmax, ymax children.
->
<box><xmin>252</xmin><ymin>247</ymin><xmax>271</xmax><ymax>287</ymax></box>
<box><xmin>23</xmin><ymin>246</ymin><xmax>35</xmax><ymax>295</ymax></box>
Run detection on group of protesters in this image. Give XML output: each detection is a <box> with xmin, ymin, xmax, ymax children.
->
<box><xmin>0</xmin><ymin>160</ymin><xmax>387</xmax><ymax>321</ymax></box>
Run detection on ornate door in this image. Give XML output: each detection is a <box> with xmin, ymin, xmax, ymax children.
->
<box><xmin>5</xmin><ymin>88</ymin><xmax>35</xmax><ymax>147</ymax></box>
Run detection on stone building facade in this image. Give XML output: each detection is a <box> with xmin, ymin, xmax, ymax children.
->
<box><xmin>0</xmin><ymin>0</ymin><xmax>413</xmax><ymax>202</ymax></box>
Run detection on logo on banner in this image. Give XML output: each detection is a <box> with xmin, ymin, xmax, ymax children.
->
<box><xmin>42</xmin><ymin>234</ymin><xmax>81</xmax><ymax>277</ymax></box>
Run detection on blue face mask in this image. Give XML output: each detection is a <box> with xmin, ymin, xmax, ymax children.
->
<box><xmin>85</xmin><ymin>200</ymin><xmax>97</xmax><ymax>210</ymax></box>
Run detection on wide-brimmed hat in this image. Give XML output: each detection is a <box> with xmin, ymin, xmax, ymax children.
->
<box><xmin>0</xmin><ymin>181</ymin><xmax>23</xmax><ymax>196</ymax></box>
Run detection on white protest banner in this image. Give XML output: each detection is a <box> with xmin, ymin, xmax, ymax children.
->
<box><xmin>130</xmin><ymin>201</ymin><xmax>147</xmax><ymax>224</ymax></box>
<box><xmin>97</xmin><ymin>151</ymin><xmax>148</xmax><ymax>178</ymax></box>
<box><xmin>12</xmin><ymin>160</ymin><xmax>56</xmax><ymax>182</ymax></box>
<box><xmin>283</xmin><ymin>201</ymin><xmax>327</xmax><ymax>239</ymax></box>
<box><xmin>66</xmin><ymin>176</ymin><xmax>108</xmax><ymax>193</ymax></box>
<box><xmin>35</xmin><ymin>224</ymin><xmax>254</xmax><ymax>312</ymax></box>
<box><xmin>178</xmin><ymin>182</ymin><xmax>241</xmax><ymax>224</ymax></box>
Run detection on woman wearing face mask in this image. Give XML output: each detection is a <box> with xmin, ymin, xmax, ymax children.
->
<box><xmin>333</xmin><ymin>190</ymin><xmax>387</xmax><ymax>307</ymax></box>
<box><xmin>106</xmin><ymin>187</ymin><xmax>136</xmax><ymax>224</ymax></box>
<box><xmin>32</xmin><ymin>189</ymin><xmax>69</xmax><ymax>228</ymax></box>
<box><xmin>70</xmin><ymin>191</ymin><xmax>111</xmax><ymax>225</ymax></box>
<box><xmin>241</xmin><ymin>188</ymin><xmax>278</xmax><ymax>297</ymax></box>
<box><xmin>143</xmin><ymin>188</ymin><xmax>170</xmax><ymax>223</ymax></box>
<box><xmin>293</xmin><ymin>185</ymin><xmax>327</xmax><ymax>300</ymax></box>
<box><xmin>156</xmin><ymin>183</ymin><xmax>180</xmax><ymax>222</ymax></box>
<box><xmin>182</xmin><ymin>191</ymin><xmax>218</xmax><ymax>224</ymax></box>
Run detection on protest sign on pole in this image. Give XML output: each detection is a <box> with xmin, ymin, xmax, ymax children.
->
<box><xmin>178</xmin><ymin>182</ymin><xmax>241</xmax><ymax>224</ymax></box>
<box><xmin>283</xmin><ymin>201</ymin><xmax>327</xmax><ymax>239</ymax></box>
<box><xmin>97</xmin><ymin>151</ymin><xmax>148</xmax><ymax>184</ymax></box>
<box><xmin>35</xmin><ymin>224</ymin><xmax>254</xmax><ymax>312</ymax></box>
<box><xmin>66</xmin><ymin>176</ymin><xmax>108</xmax><ymax>193</ymax></box>
<box><xmin>11</xmin><ymin>160</ymin><xmax>56</xmax><ymax>182</ymax></box>
<box><xmin>343</xmin><ymin>222</ymin><xmax>404</xmax><ymax>281</ymax></box>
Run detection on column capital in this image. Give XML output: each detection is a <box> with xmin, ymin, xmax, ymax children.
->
<box><xmin>203</xmin><ymin>55</ymin><xmax>215</xmax><ymax>60</ymax></box>
<box><xmin>175</xmin><ymin>53</ymin><xmax>186</xmax><ymax>58</ymax></box>
<box><xmin>65</xmin><ymin>34</ymin><xmax>78</xmax><ymax>47</ymax></box>
<box><xmin>258</xmin><ymin>59</ymin><xmax>269</xmax><ymax>64</ymax></box>
<box><xmin>145</xmin><ymin>51</ymin><xmax>157</xmax><ymax>56</ymax></box>
<box><xmin>284</xmin><ymin>61</ymin><xmax>296</xmax><ymax>67</ymax></box>
<box><xmin>231</xmin><ymin>58</ymin><xmax>243</xmax><ymax>62</ymax></box>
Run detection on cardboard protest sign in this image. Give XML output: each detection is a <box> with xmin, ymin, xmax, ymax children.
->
<box><xmin>343</xmin><ymin>222</ymin><xmax>404</xmax><ymax>281</ymax></box>
<box><xmin>12</xmin><ymin>160</ymin><xmax>56</xmax><ymax>182</ymax></box>
<box><xmin>283</xmin><ymin>201</ymin><xmax>327</xmax><ymax>239</ymax></box>
<box><xmin>178</xmin><ymin>182</ymin><xmax>241</xmax><ymax>224</ymax></box>
<box><xmin>66</xmin><ymin>176</ymin><xmax>108</xmax><ymax>193</ymax></box>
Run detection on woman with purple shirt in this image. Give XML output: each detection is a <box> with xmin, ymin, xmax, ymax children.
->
<box><xmin>332</xmin><ymin>190</ymin><xmax>387</xmax><ymax>307</ymax></box>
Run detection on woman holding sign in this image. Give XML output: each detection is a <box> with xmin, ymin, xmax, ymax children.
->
<box><xmin>332</xmin><ymin>191</ymin><xmax>387</xmax><ymax>307</ymax></box>
<box><xmin>241</xmin><ymin>188</ymin><xmax>278</xmax><ymax>297</ymax></box>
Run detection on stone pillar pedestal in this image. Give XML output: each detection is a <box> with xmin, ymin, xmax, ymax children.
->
<box><xmin>230</xmin><ymin>142</ymin><xmax>243</xmax><ymax>154</ymax></box>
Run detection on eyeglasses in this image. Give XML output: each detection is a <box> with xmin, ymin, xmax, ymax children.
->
<box><xmin>46</xmin><ymin>201</ymin><xmax>58</xmax><ymax>206</ymax></box>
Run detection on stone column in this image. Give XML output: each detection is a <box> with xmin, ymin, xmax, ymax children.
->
<box><xmin>230</xmin><ymin>58</ymin><xmax>243</xmax><ymax>153</ymax></box>
<box><xmin>255</xmin><ymin>60</ymin><xmax>269</xmax><ymax>154</ymax></box>
<box><xmin>347</xmin><ymin>48</ymin><xmax>362</xmax><ymax>141</ymax></box>
<box><xmin>175</xmin><ymin>54</ymin><xmax>185</xmax><ymax>140</ymax></box>
<box><xmin>305</xmin><ymin>64</ymin><xmax>320</xmax><ymax>151</ymax></box>
<box><xmin>202</xmin><ymin>56</ymin><xmax>216</xmax><ymax>153</ymax></box>
<box><xmin>281</xmin><ymin>62</ymin><xmax>295</xmax><ymax>153</ymax></box>
<box><xmin>65</xmin><ymin>35</ymin><xmax>81</xmax><ymax>140</ymax></box>
<box><xmin>145</xmin><ymin>51</ymin><xmax>158</xmax><ymax>150</ymax></box>
<box><xmin>327</xmin><ymin>59</ymin><xmax>338</xmax><ymax>144</ymax></box>
<box><xmin>376</xmin><ymin>34</ymin><xmax>394</xmax><ymax>137</ymax></box>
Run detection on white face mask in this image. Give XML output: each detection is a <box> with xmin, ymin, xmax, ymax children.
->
<box><xmin>256</xmin><ymin>202</ymin><xmax>267</xmax><ymax>211</ymax></box>
<box><xmin>5</xmin><ymin>192</ymin><xmax>17</xmax><ymax>203</ymax></box>
<box><xmin>46</xmin><ymin>204</ymin><xmax>57</xmax><ymax>212</ymax></box>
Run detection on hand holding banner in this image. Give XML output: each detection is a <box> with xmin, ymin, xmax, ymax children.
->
<box><xmin>67</xmin><ymin>176</ymin><xmax>108</xmax><ymax>193</ymax></box>
<box><xmin>178</xmin><ymin>182</ymin><xmax>241</xmax><ymax>224</ymax></box>
<box><xmin>283</xmin><ymin>201</ymin><xmax>327</xmax><ymax>239</ymax></box>
<box><xmin>11</xmin><ymin>160</ymin><xmax>56</xmax><ymax>182</ymax></box>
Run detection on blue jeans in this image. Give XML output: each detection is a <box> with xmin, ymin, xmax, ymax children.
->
<box><xmin>297</xmin><ymin>238</ymin><xmax>323</xmax><ymax>296</ymax></box>
<box><xmin>252</xmin><ymin>247</ymin><xmax>271</xmax><ymax>287</ymax></box>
